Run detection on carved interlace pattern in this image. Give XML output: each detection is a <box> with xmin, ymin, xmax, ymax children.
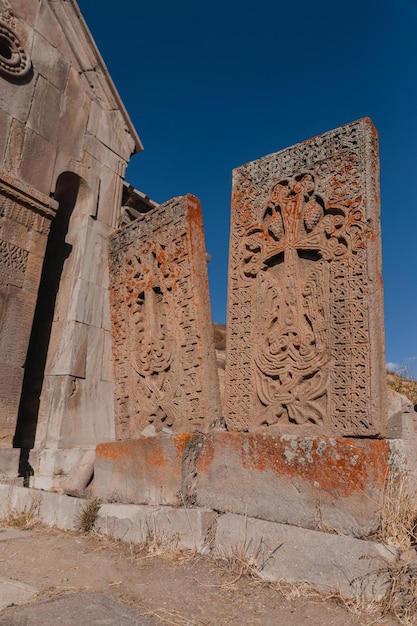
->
<box><xmin>0</xmin><ymin>20</ymin><xmax>31</xmax><ymax>80</ymax></box>
<box><xmin>226</xmin><ymin>119</ymin><xmax>385</xmax><ymax>436</ymax></box>
<box><xmin>109</xmin><ymin>195</ymin><xmax>220</xmax><ymax>438</ymax></box>
<box><xmin>0</xmin><ymin>241</ymin><xmax>28</xmax><ymax>286</ymax></box>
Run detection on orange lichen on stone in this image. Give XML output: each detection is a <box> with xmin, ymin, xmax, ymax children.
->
<box><xmin>173</xmin><ymin>433</ymin><xmax>198</xmax><ymax>463</ymax></box>
<box><xmin>145</xmin><ymin>446</ymin><xmax>171</xmax><ymax>469</ymax></box>
<box><xmin>96</xmin><ymin>442</ymin><xmax>135</xmax><ymax>461</ymax></box>
<box><xmin>197</xmin><ymin>433</ymin><xmax>389</xmax><ymax>497</ymax></box>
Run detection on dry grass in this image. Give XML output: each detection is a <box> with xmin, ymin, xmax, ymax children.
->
<box><xmin>142</xmin><ymin>607</ymin><xmax>209</xmax><ymax>626</ymax></box>
<box><xmin>75</xmin><ymin>497</ymin><xmax>102</xmax><ymax>533</ymax></box>
<box><xmin>343</xmin><ymin>563</ymin><xmax>417</xmax><ymax>626</ymax></box>
<box><xmin>373</xmin><ymin>471</ymin><xmax>417</xmax><ymax>551</ymax></box>
<box><xmin>1</xmin><ymin>494</ymin><xmax>41</xmax><ymax>530</ymax></box>
<box><xmin>387</xmin><ymin>367</ymin><xmax>417</xmax><ymax>406</ymax></box>
<box><xmin>341</xmin><ymin>469</ymin><xmax>417</xmax><ymax>624</ymax></box>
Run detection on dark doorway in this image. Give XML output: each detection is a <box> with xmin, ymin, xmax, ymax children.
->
<box><xmin>14</xmin><ymin>173</ymin><xmax>80</xmax><ymax>477</ymax></box>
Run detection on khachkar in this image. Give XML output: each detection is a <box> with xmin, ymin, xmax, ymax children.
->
<box><xmin>225</xmin><ymin>118</ymin><xmax>386</xmax><ymax>436</ymax></box>
<box><xmin>109</xmin><ymin>194</ymin><xmax>222</xmax><ymax>438</ymax></box>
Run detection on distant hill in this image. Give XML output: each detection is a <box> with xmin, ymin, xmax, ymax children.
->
<box><xmin>387</xmin><ymin>370</ymin><xmax>417</xmax><ymax>407</ymax></box>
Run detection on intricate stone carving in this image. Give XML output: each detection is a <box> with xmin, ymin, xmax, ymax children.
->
<box><xmin>0</xmin><ymin>241</ymin><xmax>28</xmax><ymax>287</ymax></box>
<box><xmin>109</xmin><ymin>194</ymin><xmax>222</xmax><ymax>438</ymax></box>
<box><xmin>225</xmin><ymin>118</ymin><xmax>386</xmax><ymax>436</ymax></box>
<box><xmin>0</xmin><ymin>20</ymin><xmax>31</xmax><ymax>80</ymax></box>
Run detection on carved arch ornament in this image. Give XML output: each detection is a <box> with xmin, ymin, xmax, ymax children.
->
<box><xmin>0</xmin><ymin>20</ymin><xmax>31</xmax><ymax>80</ymax></box>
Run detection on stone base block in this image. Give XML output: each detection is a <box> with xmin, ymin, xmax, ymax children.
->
<box><xmin>94</xmin><ymin>435</ymin><xmax>201</xmax><ymax>506</ymax></box>
<box><xmin>0</xmin><ymin>484</ymin><xmax>87</xmax><ymax>530</ymax></box>
<box><xmin>0</xmin><ymin>449</ymin><xmax>20</xmax><ymax>479</ymax></box>
<box><xmin>195</xmin><ymin>433</ymin><xmax>402</xmax><ymax>537</ymax></box>
<box><xmin>215</xmin><ymin>513</ymin><xmax>398</xmax><ymax>599</ymax></box>
<box><xmin>29</xmin><ymin>448</ymin><xmax>94</xmax><ymax>491</ymax></box>
<box><xmin>96</xmin><ymin>503</ymin><xmax>216</xmax><ymax>553</ymax></box>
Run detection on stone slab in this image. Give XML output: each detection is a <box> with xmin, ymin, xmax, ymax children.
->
<box><xmin>0</xmin><ymin>485</ymin><xmax>401</xmax><ymax>601</ymax></box>
<box><xmin>0</xmin><ymin>577</ymin><xmax>37</xmax><ymax>610</ymax></box>
<box><xmin>94</xmin><ymin>435</ymin><xmax>201</xmax><ymax>506</ymax></box>
<box><xmin>0</xmin><ymin>485</ymin><xmax>87</xmax><ymax>531</ymax></box>
<box><xmin>0</xmin><ymin>450</ymin><xmax>20</xmax><ymax>478</ymax></box>
<box><xmin>225</xmin><ymin>118</ymin><xmax>386</xmax><ymax>437</ymax></box>
<box><xmin>109</xmin><ymin>194</ymin><xmax>221</xmax><ymax>438</ymax></box>
<box><xmin>0</xmin><ymin>591</ymin><xmax>156</xmax><ymax>625</ymax></box>
<box><xmin>195</xmin><ymin>432</ymin><xmax>399</xmax><ymax>537</ymax></box>
<box><xmin>0</xmin><ymin>527</ymin><xmax>33</xmax><ymax>541</ymax></box>
<box><xmin>215</xmin><ymin>513</ymin><xmax>398</xmax><ymax>599</ymax></box>
<box><xmin>62</xmin><ymin>449</ymin><xmax>95</xmax><ymax>497</ymax></box>
<box><xmin>97</xmin><ymin>503</ymin><xmax>215</xmax><ymax>553</ymax></box>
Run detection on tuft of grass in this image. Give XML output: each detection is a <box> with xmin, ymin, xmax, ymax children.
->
<box><xmin>1</xmin><ymin>495</ymin><xmax>41</xmax><ymax>530</ymax></box>
<box><xmin>347</xmin><ymin>563</ymin><xmax>417</xmax><ymax>626</ymax></box>
<box><xmin>75</xmin><ymin>498</ymin><xmax>101</xmax><ymax>533</ymax></box>
<box><xmin>374</xmin><ymin>471</ymin><xmax>417</xmax><ymax>551</ymax></box>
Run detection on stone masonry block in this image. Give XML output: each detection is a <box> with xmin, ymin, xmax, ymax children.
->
<box><xmin>0</xmin><ymin>484</ymin><xmax>87</xmax><ymax>531</ymax></box>
<box><xmin>97</xmin><ymin>503</ymin><xmax>215</xmax><ymax>553</ymax></box>
<box><xmin>215</xmin><ymin>513</ymin><xmax>398</xmax><ymax>599</ymax></box>
<box><xmin>195</xmin><ymin>432</ymin><xmax>395</xmax><ymax>537</ymax></box>
<box><xmin>94</xmin><ymin>435</ymin><xmax>201</xmax><ymax>506</ymax></box>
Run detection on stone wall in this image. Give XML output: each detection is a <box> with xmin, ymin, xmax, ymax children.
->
<box><xmin>0</xmin><ymin>0</ymin><xmax>141</xmax><ymax>484</ymax></box>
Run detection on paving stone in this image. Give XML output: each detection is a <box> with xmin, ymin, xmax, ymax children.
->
<box><xmin>0</xmin><ymin>591</ymin><xmax>156</xmax><ymax>625</ymax></box>
<box><xmin>0</xmin><ymin>577</ymin><xmax>37</xmax><ymax>611</ymax></box>
<box><xmin>0</xmin><ymin>528</ymin><xmax>33</xmax><ymax>541</ymax></box>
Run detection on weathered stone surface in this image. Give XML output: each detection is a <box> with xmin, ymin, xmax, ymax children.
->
<box><xmin>215</xmin><ymin>513</ymin><xmax>398</xmax><ymax>599</ymax></box>
<box><xmin>387</xmin><ymin>390</ymin><xmax>417</xmax><ymax>474</ymax></box>
<box><xmin>0</xmin><ymin>592</ymin><xmax>156</xmax><ymax>626</ymax></box>
<box><xmin>225</xmin><ymin>118</ymin><xmax>386</xmax><ymax>436</ymax></box>
<box><xmin>62</xmin><ymin>449</ymin><xmax>95</xmax><ymax>497</ymax></box>
<box><xmin>109</xmin><ymin>194</ymin><xmax>221</xmax><ymax>437</ymax></box>
<box><xmin>195</xmin><ymin>432</ymin><xmax>398</xmax><ymax>536</ymax></box>
<box><xmin>94</xmin><ymin>435</ymin><xmax>201</xmax><ymax>505</ymax></box>
<box><xmin>0</xmin><ymin>578</ymin><xmax>37</xmax><ymax>610</ymax></box>
<box><xmin>0</xmin><ymin>484</ymin><xmax>88</xmax><ymax>530</ymax></box>
<box><xmin>36</xmin><ymin>377</ymin><xmax>115</xmax><ymax>450</ymax></box>
<box><xmin>97</xmin><ymin>503</ymin><xmax>215</xmax><ymax>553</ymax></box>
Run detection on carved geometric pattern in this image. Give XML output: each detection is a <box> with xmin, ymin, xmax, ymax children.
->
<box><xmin>0</xmin><ymin>241</ymin><xmax>28</xmax><ymax>287</ymax></box>
<box><xmin>225</xmin><ymin>118</ymin><xmax>386</xmax><ymax>436</ymax></box>
<box><xmin>109</xmin><ymin>194</ymin><xmax>222</xmax><ymax>439</ymax></box>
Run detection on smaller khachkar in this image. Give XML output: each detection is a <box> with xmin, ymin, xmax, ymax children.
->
<box><xmin>109</xmin><ymin>194</ymin><xmax>222</xmax><ymax>438</ymax></box>
<box><xmin>225</xmin><ymin>118</ymin><xmax>386</xmax><ymax>436</ymax></box>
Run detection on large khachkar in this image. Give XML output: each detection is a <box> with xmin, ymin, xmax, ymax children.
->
<box><xmin>225</xmin><ymin>118</ymin><xmax>386</xmax><ymax>436</ymax></box>
<box><xmin>109</xmin><ymin>194</ymin><xmax>222</xmax><ymax>438</ymax></box>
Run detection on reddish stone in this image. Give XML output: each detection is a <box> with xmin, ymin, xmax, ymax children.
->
<box><xmin>225</xmin><ymin>118</ymin><xmax>386</xmax><ymax>436</ymax></box>
<box><xmin>108</xmin><ymin>194</ymin><xmax>222</xmax><ymax>438</ymax></box>
<box><xmin>195</xmin><ymin>432</ymin><xmax>394</xmax><ymax>536</ymax></box>
<box><xmin>94</xmin><ymin>434</ymin><xmax>200</xmax><ymax>505</ymax></box>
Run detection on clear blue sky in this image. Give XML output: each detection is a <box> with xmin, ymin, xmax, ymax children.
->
<box><xmin>77</xmin><ymin>0</ymin><xmax>417</xmax><ymax>373</ymax></box>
